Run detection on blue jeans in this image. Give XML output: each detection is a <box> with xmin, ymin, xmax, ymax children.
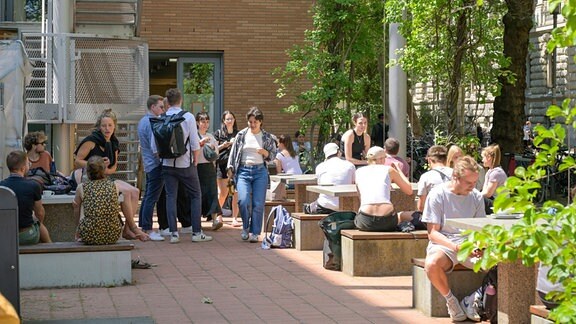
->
<box><xmin>236</xmin><ymin>164</ymin><xmax>268</xmax><ymax>235</ymax></box>
<box><xmin>162</xmin><ymin>165</ymin><xmax>202</xmax><ymax>234</ymax></box>
<box><xmin>139</xmin><ymin>165</ymin><xmax>164</xmax><ymax>231</ymax></box>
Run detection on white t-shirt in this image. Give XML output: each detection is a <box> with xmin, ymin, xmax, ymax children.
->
<box><xmin>417</xmin><ymin>166</ymin><xmax>453</xmax><ymax>197</ymax></box>
<box><xmin>241</xmin><ymin>131</ymin><xmax>264</xmax><ymax>165</ymax></box>
<box><xmin>275</xmin><ymin>152</ymin><xmax>302</xmax><ymax>174</ymax></box>
<box><xmin>421</xmin><ymin>183</ymin><xmax>485</xmax><ymax>237</ymax></box>
<box><xmin>356</xmin><ymin>164</ymin><xmax>392</xmax><ymax>206</ymax></box>
<box><xmin>315</xmin><ymin>157</ymin><xmax>355</xmax><ymax>210</ymax></box>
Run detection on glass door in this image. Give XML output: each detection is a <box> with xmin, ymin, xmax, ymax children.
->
<box><xmin>177</xmin><ymin>56</ymin><xmax>222</xmax><ymax>131</ymax></box>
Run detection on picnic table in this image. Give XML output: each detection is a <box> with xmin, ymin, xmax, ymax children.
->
<box><xmin>446</xmin><ymin>216</ymin><xmax>536</xmax><ymax>324</ymax></box>
<box><xmin>269</xmin><ymin>174</ymin><xmax>317</xmax><ymax>212</ymax></box>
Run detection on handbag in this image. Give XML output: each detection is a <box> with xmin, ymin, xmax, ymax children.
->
<box><xmin>203</xmin><ymin>144</ymin><xmax>218</xmax><ymax>162</ymax></box>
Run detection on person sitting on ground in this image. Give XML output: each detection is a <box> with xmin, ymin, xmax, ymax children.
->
<box><xmin>383</xmin><ymin>137</ymin><xmax>410</xmax><ymax>177</ymax></box>
<box><xmin>24</xmin><ymin>131</ymin><xmax>54</xmax><ymax>172</ymax></box>
<box><xmin>354</xmin><ymin>146</ymin><xmax>414</xmax><ymax>231</ymax></box>
<box><xmin>421</xmin><ymin>156</ymin><xmax>485</xmax><ymax>322</ymax></box>
<box><xmin>480</xmin><ymin>144</ymin><xmax>507</xmax><ymax>214</ymax></box>
<box><xmin>304</xmin><ymin>143</ymin><xmax>356</xmax><ymax>214</ymax></box>
<box><xmin>73</xmin><ymin>109</ymin><xmax>149</xmax><ymax>241</ymax></box>
<box><xmin>73</xmin><ymin>156</ymin><xmax>123</xmax><ymax>245</ymax></box>
<box><xmin>0</xmin><ymin>151</ymin><xmax>51</xmax><ymax>245</ymax></box>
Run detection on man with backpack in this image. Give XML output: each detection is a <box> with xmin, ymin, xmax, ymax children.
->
<box><xmin>416</xmin><ymin>145</ymin><xmax>452</xmax><ymax>211</ymax></box>
<box><xmin>150</xmin><ymin>88</ymin><xmax>212</xmax><ymax>244</ymax></box>
<box><xmin>421</xmin><ymin>156</ymin><xmax>485</xmax><ymax>322</ymax></box>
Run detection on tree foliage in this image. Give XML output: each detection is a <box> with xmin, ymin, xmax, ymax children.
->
<box><xmin>460</xmin><ymin>3</ymin><xmax>576</xmax><ymax>321</ymax></box>
<box><xmin>274</xmin><ymin>0</ymin><xmax>386</xmax><ymax>152</ymax></box>
<box><xmin>385</xmin><ymin>0</ymin><xmax>508</xmax><ymax>134</ymax></box>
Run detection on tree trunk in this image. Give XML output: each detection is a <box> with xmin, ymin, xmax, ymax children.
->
<box><xmin>446</xmin><ymin>6</ymin><xmax>469</xmax><ymax>134</ymax></box>
<box><xmin>491</xmin><ymin>0</ymin><xmax>535</xmax><ymax>154</ymax></box>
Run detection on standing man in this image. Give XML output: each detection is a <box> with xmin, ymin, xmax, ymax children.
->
<box><xmin>138</xmin><ymin>95</ymin><xmax>166</xmax><ymax>241</ymax></box>
<box><xmin>421</xmin><ymin>156</ymin><xmax>485</xmax><ymax>322</ymax></box>
<box><xmin>151</xmin><ymin>88</ymin><xmax>212</xmax><ymax>244</ymax></box>
<box><xmin>0</xmin><ymin>151</ymin><xmax>51</xmax><ymax>245</ymax></box>
<box><xmin>383</xmin><ymin>137</ymin><xmax>410</xmax><ymax>177</ymax></box>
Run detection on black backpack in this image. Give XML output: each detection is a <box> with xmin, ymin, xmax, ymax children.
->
<box><xmin>150</xmin><ymin>111</ymin><xmax>189</xmax><ymax>159</ymax></box>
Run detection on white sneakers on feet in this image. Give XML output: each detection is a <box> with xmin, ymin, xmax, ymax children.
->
<box><xmin>159</xmin><ymin>228</ymin><xmax>171</xmax><ymax>236</ymax></box>
<box><xmin>170</xmin><ymin>232</ymin><xmax>180</xmax><ymax>244</ymax></box>
<box><xmin>148</xmin><ymin>231</ymin><xmax>165</xmax><ymax>241</ymax></box>
<box><xmin>180</xmin><ymin>226</ymin><xmax>193</xmax><ymax>234</ymax></box>
<box><xmin>460</xmin><ymin>295</ymin><xmax>481</xmax><ymax>321</ymax></box>
<box><xmin>192</xmin><ymin>232</ymin><xmax>213</xmax><ymax>242</ymax></box>
<box><xmin>241</xmin><ymin>229</ymin><xmax>249</xmax><ymax>241</ymax></box>
<box><xmin>446</xmin><ymin>295</ymin><xmax>467</xmax><ymax>322</ymax></box>
<box><xmin>249</xmin><ymin>234</ymin><xmax>259</xmax><ymax>243</ymax></box>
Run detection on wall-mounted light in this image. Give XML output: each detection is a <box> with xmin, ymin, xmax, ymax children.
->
<box><xmin>169</xmin><ymin>58</ymin><xmax>177</xmax><ymax>63</ymax></box>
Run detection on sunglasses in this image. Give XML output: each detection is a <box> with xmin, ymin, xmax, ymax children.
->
<box><xmin>38</xmin><ymin>142</ymin><xmax>47</xmax><ymax>145</ymax></box>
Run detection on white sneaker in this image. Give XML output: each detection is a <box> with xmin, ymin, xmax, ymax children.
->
<box><xmin>180</xmin><ymin>226</ymin><xmax>192</xmax><ymax>234</ymax></box>
<box><xmin>170</xmin><ymin>233</ymin><xmax>180</xmax><ymax>244</ymax></box>
<box><xmin>460</xmin><ymin>295</ymin><xmax>481</xmax><ymax>322</ymax></box>
<box><xmin>159</xmin><ymin>228</ymin><xmax>171</xmax><ymax>236</ymax></box>
<box><xmin>446</xmin><ymin>296</ymin><xmax>467</xmax><ymax>322</ymax></box>
<box><xmin>191</xmin><ymin>232</ymin><xmax>213</xmax><ymax>242</ymax></box>
<box><xmin>148</xmin><ymin>231</ymin><xmax>165</xmax><ymax>241</ymax></box>
<box><xmin>249</xmin><ymin>234</ymin><xmax>259</xmax><ymax>243</ymax></box>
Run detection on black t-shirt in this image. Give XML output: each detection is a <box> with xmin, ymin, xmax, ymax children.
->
<box><xmin>0</xmin><ymin>174</ymin><xmax>42</xmax><ymax>229</ymax></box>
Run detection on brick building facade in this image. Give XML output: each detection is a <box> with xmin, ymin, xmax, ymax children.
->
<box><xmin>140</xmin><ymin>0</ymin><xmax>313</xmax><ymax>137</ymax></box>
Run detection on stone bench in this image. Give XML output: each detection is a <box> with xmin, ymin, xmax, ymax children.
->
<box><xmin>530</xmin><ymin>305</ymin><xmax>553</xmax><ymax>324</ymax></box>
<box><xmin>412</xmin><ymin>258</ymin><xmax>485</xmax><ymax>317</ymax></box>
<box><xmin>19</xmin><ymin>241</ymin><xmax>134</xmax><ymax>289</ymax></box>
<box><xmin>340</xmin><ymin>230</ymin><xmax>429</xmax><ymax>276</ymax></box>
<box><xmin>291</xmin><ymin>212</ymin><xmax>328</xmax><ymax>251</ymax></box>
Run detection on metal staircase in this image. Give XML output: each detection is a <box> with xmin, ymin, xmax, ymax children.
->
<box><xmin>74</xmin><ymin>0</ymin><xmax>141</xmax><ymax>37</ymax></box>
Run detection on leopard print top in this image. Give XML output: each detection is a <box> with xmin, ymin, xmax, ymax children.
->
<box><xmin>78</xmin><ymin>178</ymin><xmax>122</xmax><ymax>245</ymax></box>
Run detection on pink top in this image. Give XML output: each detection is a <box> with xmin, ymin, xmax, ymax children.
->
<box><xmin>384</xmin><ymin>155</ymin><xmax>410</xmax><ymax>177</ymax></box>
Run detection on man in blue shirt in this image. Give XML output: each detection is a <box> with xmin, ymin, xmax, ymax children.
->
<box><xmin>137</xmin><ymin>95</ymin><xmax>168</xmax><ymax>241</ymax></box>
<box><xmin>0</xmin><ymin>150</ymin><xmax>51</xmax><ymax>245</ymax></box>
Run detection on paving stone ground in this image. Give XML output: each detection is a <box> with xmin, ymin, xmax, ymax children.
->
<box><xmin>21</xmin><ymin>219</ymin><xmax>465</xmax><ymax>323</ymax></box>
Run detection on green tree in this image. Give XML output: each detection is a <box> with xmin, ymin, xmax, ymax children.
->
<box><xmin>490</xmin><ymin>0</ymin><xmax>535</xmax><ymax>155</ymax></box>
<box><xmin>274</xmin><ymin>0</ymin><xmax>386</xmax><ymax>153</ymax></box>
<box><xmin>460</xmin><ymin>3</ymin><xmax>576</xmax><ymax>322</ymax></box>
<box><xmin>385</xmin><ymin>0</ymin><xmax>507</xmax><ymax>135</ymax></box>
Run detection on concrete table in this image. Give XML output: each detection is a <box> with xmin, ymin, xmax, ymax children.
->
<box><xmin>42</xmin><ymin>194</ymin><xmax>76</xmax><ymax>242</ymax></box>
<box><xmin>270</xmin><ymin>174</ymin><xmax>317</xmax><ymax>213</ymax></box>
<box><xmin>446</xmin><ymin>216</ymin><xmax>536</xmax><ymax>324</ymax></box>
<box><xmin>306</xmin><ymin>184</ymin><xmax>359</xmax><ymax>211</ymax></box>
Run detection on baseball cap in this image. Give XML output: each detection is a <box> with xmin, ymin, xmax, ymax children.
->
<box><xmin>323</xmin><ymin>143</ymin><xmax>339</xmax><ymax>159</ymax></box>
<box><xmin>366</xmin><ymin>146</ymin><xmax>386</xmax><ymax>160</ymax></box>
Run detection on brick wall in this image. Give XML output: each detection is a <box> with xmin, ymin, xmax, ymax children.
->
<box><xmin>140</xmin><ymin>0</ymin><xmax>313</xmax><ymax>139</ymax></box>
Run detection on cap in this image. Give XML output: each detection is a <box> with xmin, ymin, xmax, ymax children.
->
<box><xmin>366</xmin><ymin>146</ymin><xmax>386</xmax><ymax>160</ymax></box>
<box><xmin>323</xmin><ymin>143</ymin><xmax>339</xmax><ymax>159</ymax></box>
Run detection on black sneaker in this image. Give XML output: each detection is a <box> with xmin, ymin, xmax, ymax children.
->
<box><xmin>397</xmin><ymin>221</ymin><xmax>415</xmax><ymax>233</ymax></box>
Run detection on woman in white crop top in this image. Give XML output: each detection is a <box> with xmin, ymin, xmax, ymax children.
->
<box><xmin>355</xmin><ymin>145</ymin><xmax>414</xmax><ymax>231</ymax></box>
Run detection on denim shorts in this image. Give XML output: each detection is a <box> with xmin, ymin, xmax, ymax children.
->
<box><xmin>19</xmin><ymin>221</ymin><xmax>40</xmax><ymax>245</ymax></box>
<box><xmin>354</xmin><ymin>210</ymin><xmax>398</xmax><ymax>232</ymax></box>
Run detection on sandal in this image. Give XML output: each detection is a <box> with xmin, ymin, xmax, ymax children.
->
<box><xmin>131</xmin><ymin>259</ymin><xmax>151</xmax><ymax>269</ymax></box>
<box><xmin>231</xmin><ymin>218</ymin><xmax>241</xmax><ymax>227</ymax></box>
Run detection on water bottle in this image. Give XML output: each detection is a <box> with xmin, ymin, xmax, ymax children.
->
<box><xmin>483</xmin><ymin>284</ymin><xmax>497</xmax><ymax>319</ymax></box>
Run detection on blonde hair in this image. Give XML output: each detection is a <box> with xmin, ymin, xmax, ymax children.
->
<box><xmin>453</xmin><ymin>155</ymin><xmax>481</xmax><ymax>178</ymax></box>
<box><xmin>94</xmin><ymin>108</ymin><xmax>117</xmax><ymax>130</ymax></box>
<box><xmin>482</xmin><ymin>144</ymin><xmax>502</xmax><ymax>168</ymax></box>
<box><xmin>446</xmin><ymin>145</ymin><xmax>464</xmax><ymax>168</ymax></box>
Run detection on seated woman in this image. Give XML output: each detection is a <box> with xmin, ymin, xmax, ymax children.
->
<box><xmin>73</xmin><ymin>109</ymin><xmax>148</xmax><ymax>241</ymax></box>
<box><xmin>354</xmin><ymin>146</ymin><xmax>414</xmax><ymax>231</ymax></box>
<box><xmin>73</xmin><ymin>156</ymin><xmax>123</xmax><ymax>245</ymax></box>
<box><xmin>274</xmin><ymin>134</ymin><xmax>303</xmax><ymax>175</ymax></box>
<box><xmin>480</xmin><ymin>144</ymin><xmax>507</xmax><ymax>214</ymax></box>
<box><xmin>24</xmin><ymin>131</ymin><xmax>53</xmax><ymax>172</ymax></box>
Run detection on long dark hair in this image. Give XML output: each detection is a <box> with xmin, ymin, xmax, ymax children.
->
<box><xmin>220</xmin><ymin>110</ymin><xmax>238</xmax><ymax>134</ymax></box>
<box><xmin>279</xmin><ymin>134</ymin><xmax>297</xmax><ymax>158</ymax></box>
